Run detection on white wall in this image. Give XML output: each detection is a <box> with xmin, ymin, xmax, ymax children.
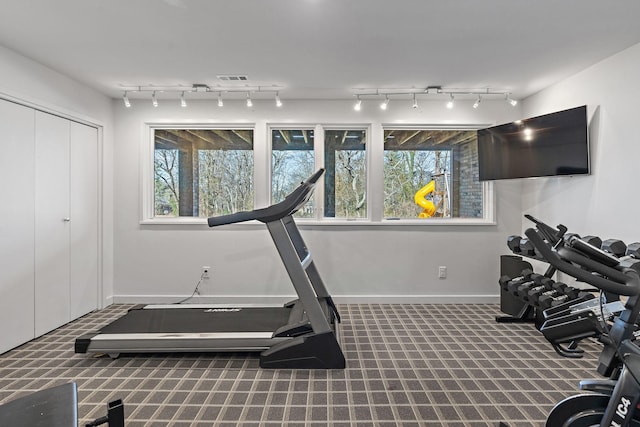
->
<box><xmin>0</xmin><ymin>45</ymin><xmax>115</xmax><ymax>306</ymax></box>
<box><xmin>521</xmin><ymin>42</ymin><xmax>640</xmax><ymax>244</ymax></box>
<box><xmin>114</xmin><ymin>97</ymin><xmax>523</xmax><ymax>303</ymax></box>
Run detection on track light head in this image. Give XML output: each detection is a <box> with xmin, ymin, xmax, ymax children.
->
<box><xmin>354</xmin><ymin>96</ymin><xmax>362</xmax><ymax>111</ymax></box>
<box><xmin>246</xmin><ymin>92</ymin><xmax>253</xmax><ymax>107</ymax></box>
<box><xmin>506</xmin><ymin>94</ymin><xmax>518</xmax><ymax>106</ymax></box>
<box><xmin>123</xmin><ymin>91</ymin><xmax>131</xmax><ymax>108</ymax></box>
<box><xmin>217</xmin><ymin>92</ymin><xmax>224</xmax><ymax>107</ymax></box>
<box><xmin>446</xmin><ymin>93</ymin><xmax>454</xmax><ymax>109</ymax></box>
<box><xmin>412</xmin><ymin>93</ymin><xmax>418</xmax><ymax>109</ymax></box>
<box><xmin>380</xmin><ymin>96</ymin><xmax>389</xmax><ymax>110</ymax></box>
<box><xmin>151</xmin><ymin>91</ymin><xmax>158</xmax><ymax>107</ymax></box>
<box><xmin>473</xmin><ymin>95</ymin><xmax>481</xmax><ymax>109</ymax></box>
<box><xmin>180</xmin><ymin>91</ymin><xmax>187</xmax><ymax>108</ymax></box>
<box><xmin>275</xmin><ymin>92</ymin><xmax>282</xmax><ymax>107</ymax></box>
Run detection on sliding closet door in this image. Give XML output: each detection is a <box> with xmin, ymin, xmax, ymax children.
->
<box><xmin>0</xmin><ymin>100</ymin><xmax>35</xmax><ymax>354</ymax></box>
<box><xmin>69</xmin><ymin>122</ymin><xmax>98</xmax><ymax>318</ymax></box>
<box><xmin>34</xmin><ymin>111</ymin><xmax>71</xmax><ymax>336</ymax></box>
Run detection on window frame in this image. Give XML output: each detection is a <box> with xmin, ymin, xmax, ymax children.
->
<box><xmin>380</xmin><ymin>124</ymin><xmax>495</xmax><ymax>225</ymax></box>
<box><xmin>141</xmin><ymin>122</ymin><xmax>494</xmax><ymax>226</ymax></box>
<box><xmin>141</xmin><ymin>122</ymin><xmax>256</xmax><ymax>224</ymax></box>
<box><xmin>269</xmin><ymin>125</ymin><xmax>318</xmax><ymax>219</ymax></box>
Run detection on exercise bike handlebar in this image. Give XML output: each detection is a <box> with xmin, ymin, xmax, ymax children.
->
<box><xmin>524</xmin><ymin>227</ymin><xmax>640</xmax><ymax>297</ymax></box>
<box><xmin>207</xmin><ymin>168</ymin><xmax>325</xmax><ymax>227</ymax></box>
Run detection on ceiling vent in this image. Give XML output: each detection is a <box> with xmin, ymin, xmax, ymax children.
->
<box><xmin>216</xmin><ymin>75</ymin><xmax>249</xmax><ymax>81</ymax></box>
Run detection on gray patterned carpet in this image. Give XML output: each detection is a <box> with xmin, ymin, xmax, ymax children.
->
<box><xmin>0</xmin><ymin>304</ymin><xmax>599</xmax><ymax>426</ymax></box>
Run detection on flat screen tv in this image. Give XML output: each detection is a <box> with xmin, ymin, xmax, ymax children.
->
<box><xmin>477</xmin><ymin>105</ymin><xmax>589</xmax><ymax>181</ymax></box>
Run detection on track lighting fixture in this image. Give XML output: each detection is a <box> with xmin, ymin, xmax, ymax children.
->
<box><xmin>352</xmin><ymin>86</ymin><xmax>517</xmax><ymax>111</ymax></box>
<box><xmin>122</xmin><ymin>91</ymin><xmax>131</xmax><ymax>108</ymax></box>
<box><xmin>473</xmin><ymin>95</ymin><xmax>481</xmax><ymax>109</ymax></box>
<box><xmin>380</xmin><ymin>96</ymin><xmax>389</xmax><ymax>110</ymax></box>
<box><xmin>119</xmin><ymin>83</ymin><xmax>285</xmax><ymax>110</ymax></box>
<box><xmin>354</xmin><ymin>96</ymin><xmax>362</xmax><ymax>111</ymax></box>
<box><xmin>446</xmin><ymin>94</ymin><xmax>454</xmax><ymax>109</ymax></box>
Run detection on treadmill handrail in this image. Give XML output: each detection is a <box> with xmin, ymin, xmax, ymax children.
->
<box><xmin>524</xmin><ymin>228</ymin><xmax>640</xmax><ymax>296</ymax></box>
<box><xmin>208</xmin><ymin>169</ymin><xmax>324</xmax><ymax>227</ymax></box>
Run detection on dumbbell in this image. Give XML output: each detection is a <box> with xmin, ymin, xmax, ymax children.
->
<box><xmin>518</xmin><ymin>275</ymin><xmax>552</xmax><ymax>297</ymax></box>
<box><xmin>527</xmin><ymin>279</ymin><xmax>556</xmax><ymax>302</ymax></box>
<box><xmin>551</xmin><ymin>281</ymin><xmax>569</xmax><ymax>294</ymax></box>
<box><xmin>540</xmin><ymin>285</ymin><xmax>594</xmax><ymax>309</ymax></box>
<box><xmin>507</xmin><ymin>271</ymin><xmax>538</xmax><ymax>295</ymax></box>
<box><xmin>538</xmin><ymin>293</ymin><xmax>570</xmax><ymax>309</ymax></box>
<box><xmin>582</xmin><ymin>235</ymin><xmax>602</xmax><ymax>249</ymax></box>
<box><xmin>502</xmin><ymin>268</ymin><xmax>533</xmax><ymax>292</ymax></box>
<box><xmin>536</xmin><ymin>281</ymin><xmax>571</xmax><ymax>304</ymax></box>
<box><xmin>620</xmin><ymin>258</ymin><xmax>640</xmax><ymax>274</ymax></box>
<box><xmin>602</xmin><ymin>239</ymin><xmax>627</xmax><ymax>257</ymax></box>
<box><xmin>625</xmin><ymin>242</ymin><xmax>640</xmax><ymax>259</ymax></box>
<box><xmin>519</xmin><ymin>238</ymin><xmax>538</xmax><ymax>257</ymax></box>
<box><xmin>513</xmin><ymin>274</ymin><xmax>547</xmax><ymax>298</ymax></box>
<box><xmin>507</xmin><ymin>235</ymin><xmax>522</xmax><ymax>254</ymax></box>
<box><xmin>558</xmin><ymin>285</ymin><xmax>583</xmax><ymax>300</ymax></box>
<box><xmin>534</xmin><ymin>288</ymin><xmax>563</xmax><ymax>307</ymax></box>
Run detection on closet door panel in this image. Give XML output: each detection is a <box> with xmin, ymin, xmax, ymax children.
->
<box><xmin>0</xmin><ymin>100</ymin><xmax>35</xmax><ymax>353</ymax></box>
<box><xmin>34</xmin><ymin>111</ymin><xmax>70</xmax><ymax>336</ymax></box>
<box><xmin>69</xmin><ymin>122</ymin><xmax>99</xmax><ymax>318</ymax></box>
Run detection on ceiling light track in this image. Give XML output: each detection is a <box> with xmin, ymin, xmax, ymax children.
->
<box><xmin>352</xmin><ymin>86</ymin><xmax>518</xmax><ymax>110</ymax></box>
<box><xmin>120</xmin><ymin>83</ymin><xmax>285</xmax><ymax>108</ymax></box>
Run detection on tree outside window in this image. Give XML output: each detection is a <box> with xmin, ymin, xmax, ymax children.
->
<box><xmin>271</xmin><ymin>128</ymin><xmax>315</xmax><ymax>218</ymax></box>
<box><xmin>154</xmin><ymin>128</ymin><xmax>254</xmax><ymax>217</ymax></box>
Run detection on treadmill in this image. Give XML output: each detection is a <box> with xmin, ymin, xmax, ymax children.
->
<box><xmin>76</xmin><ymin>169</ymin><xmax>345</xmax><ymax>369</ymax></box>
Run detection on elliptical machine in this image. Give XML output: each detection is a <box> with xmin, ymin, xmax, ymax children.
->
<box><xmin>524</xmin><ymin>217</ymin><xmax>640</xmax><ymax>426</ymax></box>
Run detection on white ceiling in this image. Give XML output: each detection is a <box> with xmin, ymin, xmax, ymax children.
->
<box><xmin>2</xmin><ymin>0</ymin><xmax>640</xmax><ymax>102</ymax></box>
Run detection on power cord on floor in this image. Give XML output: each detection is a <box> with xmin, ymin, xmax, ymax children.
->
<box><xmin>176</xmin><ymin>271</ymin><xmax>207</xmax><ymax>304</ymax></box>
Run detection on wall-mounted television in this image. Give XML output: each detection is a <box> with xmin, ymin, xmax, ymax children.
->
<box><xmin>477</xmin><ymin>105</ymin><xmax>589</xmax><ymax>181</ymax></box>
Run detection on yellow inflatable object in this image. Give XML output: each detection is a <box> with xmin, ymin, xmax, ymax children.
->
<box><xmin>414</xmin><ymin>180</ymin><xmax>436</xmax><ymax>218</ymax></box>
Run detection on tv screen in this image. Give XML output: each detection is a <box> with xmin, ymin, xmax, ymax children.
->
<box><xmin>477</xmin><ymin>105</ymin><xmax>589</xmax><ymax>181</ymax></box>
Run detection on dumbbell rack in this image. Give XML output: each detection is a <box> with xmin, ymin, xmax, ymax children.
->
<box><xmin>497</xmin><ymin>235</ymin><xmax>596</xmax><ymax>329</ymax></box>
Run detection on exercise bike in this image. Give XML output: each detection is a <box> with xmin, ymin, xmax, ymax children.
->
<box><xmin>524</xmin><ymin>218</ymin><xmax>640</xmax><ymax>426</ymax></box>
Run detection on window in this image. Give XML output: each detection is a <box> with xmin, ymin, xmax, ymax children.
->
<box><xmin>324</xmin><ymin>129</ymin><xmax>367</xmax><ymax>219</ymax></box>
<box><xmin>154</xmin><ymin>128</ymin><xmax>254</xmax><ymax>217</ymax></box>
<box><xmin>269</xmin><ymin>127</ymin><xmax>368</xmax><ymax>220</ymax></box>
<box><xmin>145</xmin><ymin>123</ymin><xmax>490</xmax><ymax>224</ymax></box>
<box><xmin>383</xmin><ymin>129</ymin><xmax>482</xmax><ymax>219</ymax></box>
<box><xmin>271</xmin><ymin>128</ymin><xmax>315</xmax><ymax>217</ymax></box>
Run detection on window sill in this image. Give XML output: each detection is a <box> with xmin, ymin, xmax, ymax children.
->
<box><xmin>139</xmin><ymin>217</ymin><xmax>496</xmax><ymax>226</ymax></box>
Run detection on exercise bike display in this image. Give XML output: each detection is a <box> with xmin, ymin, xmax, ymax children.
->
<box><xmin>524</xmin><ymin>217</ymin><xmax>640</xmax><ymax>426</ymax></box>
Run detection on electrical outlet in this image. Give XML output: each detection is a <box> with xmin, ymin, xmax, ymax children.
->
<box><xmin>202</xmin><ymin>266</ymin><xmax>210</xmax><ymax>279</ymax></box>
<box><xmin>438</xmin><ymin>266</ymin><xmax>447</xmax><ymax>279</ymax></box>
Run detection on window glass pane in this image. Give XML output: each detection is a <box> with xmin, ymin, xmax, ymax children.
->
<box><xmin>154</xmin><ymin>129</ymin><xmax>253</xmax><ymax>217</ymax></box>
<box><xmin>271</xmin><ymin>129</ymin><xmax>315</xmax><ymax>217</ymax></box>
<box><xmin>324</xmin><ymin>129</ymin><xmax>367</xmax><ymax>218</ymax></box>
<box><xmin>383</xmin><ymin>129</ymin><xmax>481</xmax><ymax>219</ymax></box>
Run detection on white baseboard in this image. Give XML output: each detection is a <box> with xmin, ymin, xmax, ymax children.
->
<box><xmin>112</xmin><ymin>294</ymin><xmax>500</xmax><ymax>305</ymax></box>
<box><xmin>334</xmin><ymin>295</ymin><xmax>500</xmax><ymax>304</ymax></box>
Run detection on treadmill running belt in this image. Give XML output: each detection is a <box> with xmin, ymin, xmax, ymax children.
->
<box><xmin>98</xmin><ymin>307</ymin><xmax>292</xmax><ymax>334</ymax></box>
